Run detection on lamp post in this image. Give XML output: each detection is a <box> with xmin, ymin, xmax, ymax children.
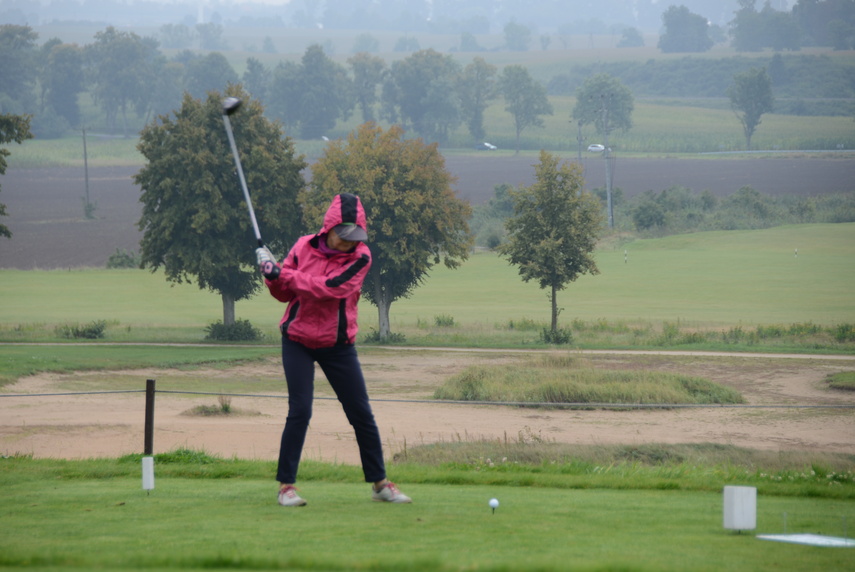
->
<box><xmin>598</xmin><ymin>93</ymin><xmax>614</xmax><ymax>229</ymax></box>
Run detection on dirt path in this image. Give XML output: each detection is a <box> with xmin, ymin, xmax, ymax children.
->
<box><xmin>2</xmin><ymin>349</ymin><xmax>854</xmax><ymax>464</ymax></box>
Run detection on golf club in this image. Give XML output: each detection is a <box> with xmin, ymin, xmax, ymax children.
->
<box><xmin>222</xmin><ymin>97</ymin><xmax>263</xmax><ymax>247</ymax></box>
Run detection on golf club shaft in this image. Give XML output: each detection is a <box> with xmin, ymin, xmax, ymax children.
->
<box><xmin>223</xmin><ymin>113</ymin><xmax>263</xmax><ymax>247</ymax></box>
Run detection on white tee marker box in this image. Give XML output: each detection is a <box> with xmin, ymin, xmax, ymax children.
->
<box><xmin>723</xmin><ymin>485</ymin><xmax>756</xmax><ymax>531</ymax></box>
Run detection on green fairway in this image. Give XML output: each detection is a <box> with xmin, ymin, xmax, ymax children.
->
<box><xmin>2</xmin><ymin>466</ymin><xmax>853</xmax><ymax>572</ymax></box>
<box><xmin>1</xmin><ymin>224</ymin><xmax>852</xmax><ymax>345</ymax></box>
<box><xmin>393</xmin><ymin>223</ymin><xmax>855</xmax><ymax>328</ymax></box>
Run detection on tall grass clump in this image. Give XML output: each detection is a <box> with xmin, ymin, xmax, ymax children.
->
<box><xmin>54</xmin><ymin>319</ymin><xmax>108</xmax><ymax>339</ymax></box>
<box><xmin>433</xmin><ymin>354</ymin><xmax>743</xmax><ymax>405</ymax></box>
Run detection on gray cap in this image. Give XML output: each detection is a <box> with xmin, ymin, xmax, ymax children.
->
<box><xmin>333</xmin><ymin>223</ymin><xmax>367</xmax><ymax>242</ymax></box>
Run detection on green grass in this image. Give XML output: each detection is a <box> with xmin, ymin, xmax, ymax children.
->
<box><xmin>394</xmin><ymin>223</ymin><xmax>855</xmax><ymax>330</ymax></box>
<box><xmin>7</xmin><ymin>97</ymin><xmax>854</xmax><ymax>169</ymax></box>
<box><xmin>433</xmin><ymin>354</ymin><xmax>744</xmax><ymax>405</ymax></box>
<box><xmin>826</xmin><ymin>371</ymin><xmax>855</xmax><ymax>391</ymax></box>
<box><xmin>1</xmin><ymin>454</ymin><xmax>853</xmax><ymax>571</ymax></box>
<box><xmin>1</xmin><ymin>224</ymin><xmax>853</xmax><ymax>350</ymax></box>
<box><xmin>0</xmin><ymin>344</ymin><xmax>277</xmax><ymax>388</ymax></box>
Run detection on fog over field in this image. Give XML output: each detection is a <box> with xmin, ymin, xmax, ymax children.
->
<box><xmin>5</xmin><ymin>1</ymin><xmax>776</xmax><ymax>31</ymax></box>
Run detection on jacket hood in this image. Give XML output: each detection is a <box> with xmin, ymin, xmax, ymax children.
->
<box><xmin>321</xmin><ymin>193</ymin><xmax>368</xmax><ymax>236</ymax></box>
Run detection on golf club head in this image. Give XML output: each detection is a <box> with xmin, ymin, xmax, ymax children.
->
<box><xmin>223</xmin><ymin>97</ymin><xmax>242</xmax><ymax>116</ymax></box>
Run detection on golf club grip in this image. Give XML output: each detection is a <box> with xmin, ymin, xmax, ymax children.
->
<box><xmin>222</xmin><ymin>114</ymin><xmax>263</xmax><ymax>244</ymax></box>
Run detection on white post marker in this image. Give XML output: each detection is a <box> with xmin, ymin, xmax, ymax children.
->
<box><xmin>723</xmin><ymin>485</ymin><xmax>756</xmax><ymax>532</ymax></box>
<box><xmin>142</xmin><ymin>456</ymin><xmax>155</xmax><ymax>493</ymax></box>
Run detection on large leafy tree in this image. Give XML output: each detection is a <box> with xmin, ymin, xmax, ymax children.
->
<box><xmin>457</xmin><ymin>56</ymin><xmax>497</xmax><ymax>143</ymax></box>
<box><xmin>86</xmin><ymin>27</ymin><xmax>159</xmax><ymax>136</ymax></box>
<box><xmin>266</xmin><ymin>45</ymin><xmax>353</xmax><ymax>139</ymax></box>
<box><xmin>348</xmin><ymin>51</ymin><xmax>386</xmax><ymax>123</ymax></box>
<box><xmin>135</xmin><ymin>86</ymin><xmax>306</xmax><ymax>325</ymax></box>
<box><xmin>498</xmin><ymin>151</ymin><xmax>604</xmax><ymax>334</ymax></box>
<box><xmin>242</xmin><ymin>57</ymin><xmax>271</xmax><ymax>103</ymax></box>
<box><xmin>382</xmin><ymin>49</ymin><xmax>461</xmax><ymax>144</ymax></box>
<box><xmin>305</xmin><ymin>122</ymin><xmax>472</xmax><ymax>340</ymax></box>
<box><xmin>267</xmin><ymin>60</ymin><xmax>302</xmax><ymax>133</ymax></box>
<box><xmin>184</xmin><ymin>52</ymin><xmax>239</xmax><ymax>100</ymax></box>
<box><xmin>728</xmin><ymin>67</ymin><xmax>774</xmax><ymax>150</ymax></box>
<box><xmin>572</xmin><ymin>73</ymin><xmax>634</xmax><ymax>228</ymax></box>
<box><xmin>296</xmin><ymin>45</ymin><xmax>354</xmax><ymax>139</ymax></box>
<box><xmin>498</xmin><ymin>64</ymin><xmax>553</xmax><ymax>153</ymax></box>
<box><xmin>0</xmin><ymin>24</ymin><xmax>39</xmax><ymax>109</ymax></box>
<box><xmin>503</xmin><ymin>21</ymin><xmax>532</xmax><ymax>51</ymax></box>
<box><xmin>0</xmin><ymin>113</ymin><xmax>33</xmax><ymax>238</ymax></box>
<box><xmin>658</xmin><ymin>5</ymin><xmax>714</xmax><ymax>53</ymax></box>
<box><xmin>39</xmin><ymin>41</ymin><xmax>85</xmax><ymax>128</ymax></box>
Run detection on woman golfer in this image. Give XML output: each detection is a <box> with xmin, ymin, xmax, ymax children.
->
<box><xmin>256</xmin><ymin>193</ymin><xmax>412</xmax><ymax>507</ymax></box>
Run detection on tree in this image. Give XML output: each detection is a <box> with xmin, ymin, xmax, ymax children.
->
<box><xmin>793</xmin><ymin>0</ymin><xmax>855</xmax><ymax>46</ymax></box>
<box><xmin>572</xmin><ymin>73</ymin><xmax>634</xmax><ymax>228</ymax></box>
<box><xmin>242</xmin><ymin>57</ymin><xmax>271</xmax><ymax>102</ymax></box>
<box><xmin>86</xmin><ymin>27</ymin><xmax>159</xmax><ymax>136</ymax></box>
<box><xmin>305</xmin><ymin>122</ymin><xmax>472</xmax><ymax>341</ymax></box>
<box><xmin>0</xmin><ymin>113</ymin><xmax>33</xmax><ymax>238</ymax></box>
<box><xmin>158</xmin><ymin>23</ymin><xmax>193</xmax><ymax>49</ymax></box>
<box><xmin>266</xmin><ymin>45</ymin><xmax>353</xmax><ymax>140</ymax></box>
<box><xmin>728</xmin><ymin>67</ymin><xmax>774</xmax><ymax>150</ymax></box>
<box><xmin>504</xmin><ymin>21</ymin><xmax>532</xmax><ymax>51</ymax></box>
<box><xmin>457</xmin><ymin>57</ymin><xmax>497</xmax><ymax>143</ymax></box>
<box><xmin>352</xmin><ymin>33</ymin><xmax>380</xmax><ymax>53</ymax></box>
<box><xmin>382</xmin><ymin>49</ymin><xmax>461</xmax><ymax>144</ymax></box>
<box><xmin>572</xmin><ymin>73</ymin><xmax>634</xmax><ymax>141</ymax></box>
<box><xmin>617</xmin><ymin>27</ymin><xmax>645</xmax><ymax>48</ymax></box>
<box><xmin>0</xmin><ymin>24</ymin><xmax>39</xmax><ymax>108</ymax></box>
<box><xmin>135</xmin><ymin>87</ymin><xmax>306</xmax><ymax>325</ymax></box>
<box><xmin>298</xmin><ymin>45</ymin><xmax>354</xmax><ymax>139</ymax></box>
<box><xmin>730</xmin><ymin>0</ymin><xmax>765</xmax><ymax>51</ymax></box>
<box><xmin>731</xmin><ymin>0</ymin><xmax>802</xmax><ymax>52</ymax></box>
<box><xmin>498</xmin><ymin>65</ymin><xmax>553</xmax><ymax>153</ymax></box>
<box><xmin>658</xmin><ymin>5</ymin><xmax>714</xmax><ymax>53</ymax></box>
<box><xmin>184</xmin><ymin>52</ymin><xmax>239</xmax><ymax>100</ymax></box>
<box><xmin>347</xmin><ymin>52</ymin><xmax>386</xmax><ymax>123</ymax></box>
<box><xmin>195</xmin><ymin>23</ymin><xmax>228</xmax><ymax>51</ymax></box>
<box><xmin>267</xmin><ymin>60</ymin><xmax>302</xmax><ymax>133</ymax></box>
<box><xmin>39</xmin><ymin>42</ymin><xmax>85</xmax><ymax>129</ymax></box>
<box><xmin>498</xmin><ymin>151</ymin><xmax>603</xmax><ymax>335</ymax></box>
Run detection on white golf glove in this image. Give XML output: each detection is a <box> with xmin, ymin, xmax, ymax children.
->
<box><xmin>255</xmin><ymin>247</ymin><xmax>280</xmax><ymax>280</ymax></box>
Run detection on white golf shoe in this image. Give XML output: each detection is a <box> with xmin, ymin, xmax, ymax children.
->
<box><xmin>372</xmin><ymin>482</ymin><xmax>412</xmax><ymax>503</ymax></box>
<box><xmin>278</xmin><ymin>485</ymin><xmax>307</xmax><ymax>507</ymax></box>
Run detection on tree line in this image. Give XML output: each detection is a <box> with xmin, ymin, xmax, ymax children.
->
<box><xmin>132</xmin><ymin>87</ymin><xmax>603</xmax><ymax>341</ymax></box>
<box><xmin>2</xmin><ymin>0</ymin><xmax>854</xmax><ymax>142</ymax></box>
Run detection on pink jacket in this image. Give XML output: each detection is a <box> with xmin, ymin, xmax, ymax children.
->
<box><xmin>264</xmin><ymin>194</ymin><xmax>371</xmax><ymax>349</ymax></box>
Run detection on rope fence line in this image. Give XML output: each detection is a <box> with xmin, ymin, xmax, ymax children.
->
<box><xmin>2</xmin><ymin>387</ymin><xmax>855</xmax><ymax>409</ymax></box>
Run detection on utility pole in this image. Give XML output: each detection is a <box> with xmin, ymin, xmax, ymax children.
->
<box><xmin>82</xmin><ymin>127</ymin><xmax>93</xmax><ymax>219</ymax></box>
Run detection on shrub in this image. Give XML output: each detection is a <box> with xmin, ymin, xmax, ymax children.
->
<box><xmin>55</xmin><ymin>320</ymin><xmax>108</xmax><ymax>339</ymax></box>
<box><xmin>204</xmin><ymin>319</ymin><xmax>262</xmax><ymax>341</ymax></box>
<box><xmin>106</xmin><ymin>248</ymin><xmax>141</xmax><ymax>269</ymax></box>
<box><xmin>434</xmin><ymin>314</ymin><xmax>455</xmax><ymax>327</ymax></box>
<box><xmin>362</xmin><ymin>329</ymin><xmax>407</xmax><ymax>344</ymax></box>
<box><xmin>506</xmin><ymin>317</ymin><xmax>541</xmax><ymax>331</ymax></box>
<box><xmin>539</xmin><ymin>327</ymin><xmax>573</xmax><ymax>345</ymax></box>
<box><xmin>834</xmin><ymin>323</ymin><xmax>855</xmax><ymax>343</ymax></box>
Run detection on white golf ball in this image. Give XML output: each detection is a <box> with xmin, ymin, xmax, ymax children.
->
<box><xmin>489</xmin><ymin>498</ymin><xmax>499</xmax><ymax>509</ymax></box>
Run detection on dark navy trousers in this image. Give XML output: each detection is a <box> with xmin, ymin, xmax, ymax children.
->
<box><xmin>276</xmin><ymin>338</ymin><xmax>386</xmax><ymax>484</ymax></box>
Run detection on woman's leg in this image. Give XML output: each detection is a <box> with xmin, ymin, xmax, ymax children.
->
<box><xmin>276</xmin><ymin>338</ymin><xmax>316</xmax><ymax>484</ymax></box>
<box><xmin>317</xmin><ymin>344</ymin><xmax>386</xmax><ymax>483</ymax></box>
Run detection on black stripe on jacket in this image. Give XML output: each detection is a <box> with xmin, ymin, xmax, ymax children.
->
<box><xmin>326</xmin><ymin>254</ymin><xmax>370</xmax><ymax>288</ymax></box>
<box><xmin>336</xmin><ymin>300</ymin><xmax>348</xmax><ymax>345</ymax></box>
